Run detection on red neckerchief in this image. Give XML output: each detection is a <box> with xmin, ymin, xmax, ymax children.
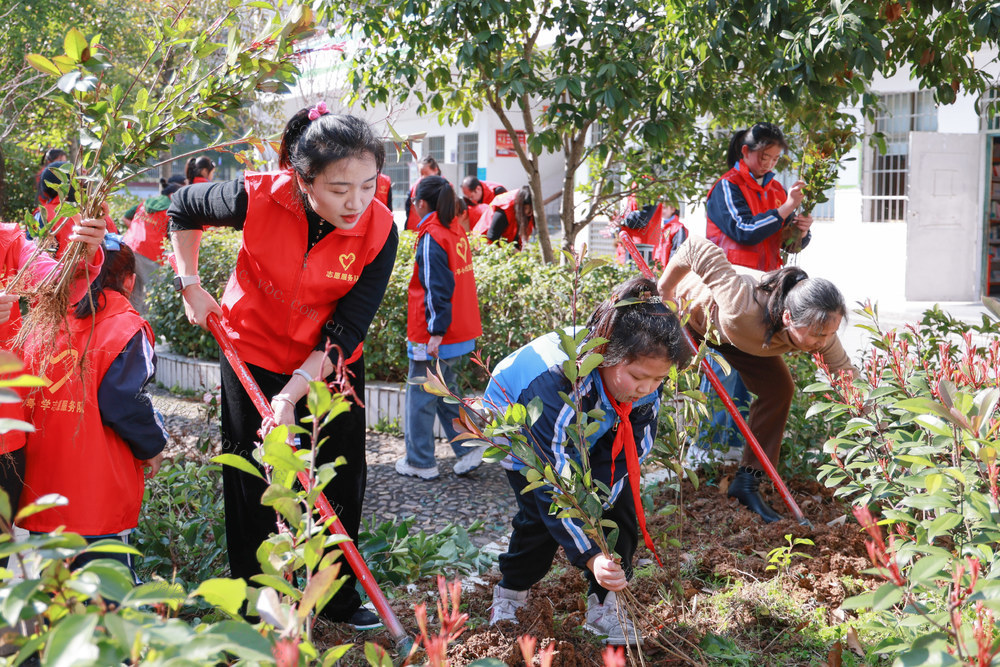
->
<box><xmin>603</xmin><ymin>384</ymin><xmax>662</xmax><ymax>567</ymax></box>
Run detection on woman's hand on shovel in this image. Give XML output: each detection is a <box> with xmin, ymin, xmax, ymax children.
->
<box><xmin>179</xmin><ymin>284</ymin><xmax>223</xmax><ymax>330</ymax></box>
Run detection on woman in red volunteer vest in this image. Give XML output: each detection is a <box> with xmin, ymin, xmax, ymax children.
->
<box><xmin>169</xmin><ymin>106</ymin><xmax>398</xmax><ymax>630</ymax></box>
<box><xmin>375</xmin><ymin>172</ymin><xmax>392</xmax><ymax>209</ymax></box>
<box><xmin>694</xmin><ymin>122</ymin><xmax>814</xmax><ymax>466</ymax></box>
<box><xmin>185</xmin><ymin>155</ymin><xmax>216</xmax><ymax>184</ymax></box>
<box><xmin>460</xmin><ymin>176</ymin><xmax>507</xmax><ymax>206</ymax></box>
<box><xmin>652</xmin><ymin>205</ymin><xmax>688</xmax><ymax>268</ymax></box>
<box><xmin>473</xmin><ymin>185</ymin><xmax>535</xmax><ymax>249</ymax></box>
<box><xmin>405</xmin><ymin>156</ymin><xmax>441</xmax><ymax>231</ymax></box>
<box><xmin>396</xmin><ymin>176</ymin><xmax>483</xmax><ymax>480</ymax></box>
<box><xmin>122</xmin><ymin>177</ymin><xmax>184</xmax><ymax>315</ymax></box>
<box><xmin>37</xmin><ymin>161</ymin><xmax>118</xmax><ymax>259</ymax></box>
<box><xmin>20</xmin><ymin>238</ymin><xmax>165</xmax><ymax>576</ymax></box>
<box><xmin>0</xmin><ymin>216</ymin><xmax>105</xmax><ymax>529</ymax></box>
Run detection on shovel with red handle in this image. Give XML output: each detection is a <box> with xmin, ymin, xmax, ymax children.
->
<box><xmin>168</xmin><ymin>256</ymin><xmax>413</xmax><ymax>654</ymax></box>
<box><xmin>617</xmin><ymin>232</ymin><xmax>810</xmax><ymax>527</ymax></box>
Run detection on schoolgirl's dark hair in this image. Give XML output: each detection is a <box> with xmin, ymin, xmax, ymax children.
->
<box><xmin>279</xmin><ymin>110</ymin><xmax>385</xmax><ymax>184</ymax></box>
<box><xmin>74</xmin><ymin>238</ymin><xmax>136</xmax><ymax>319</ymax></box>
<box><xmin>726</xmin><ymin>122</ymin><xmax>788</xmax><ymax>170</ymax></box>
<box><xmin>513</xmin><ymin>185</ymin><xmax>533</xmax><ymax>238</ymax></box>
<box><xmin>38</xmin><ymin>161</ymin><xmax>74</xmax><ymax>203</ymax></box>
<box><xmin>419</xmin><ymin>156</ymin><xmax>441</xmax><ymax>175</ymax></box>
<box><xmin>42</xmin><ymin>148</ymin><xmax>68</xmax><ymax>166</ymax></box>
<box><xmin>414</xmin><ymin>175</ymin><xmax>456</xmax><ymax>227</ymax></box>
<box><xmin>185</xmin><ymin>156</ymin><xmax>215</xmax><ymax>182</ymax></box>
<box><xmin>585</xmin><ymin>276</ymin><xmax>692</xmax><ymax>370</ymax></box>
<box><xmin>757</xmin><ymin>266</ymin><xmax>847</xmax><ymax>345</ymax></box>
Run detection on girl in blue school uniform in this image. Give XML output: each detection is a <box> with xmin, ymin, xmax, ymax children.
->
<box><xmin>484</xmin><ymin>277</ymin><xmax>692</xmax><ymax>646</ymax></box>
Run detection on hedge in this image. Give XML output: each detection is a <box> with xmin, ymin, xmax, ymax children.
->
<box><xmin>148</xmin><ymin>228</ymin><xmax>631</xmax><ymax>383</ymax></box>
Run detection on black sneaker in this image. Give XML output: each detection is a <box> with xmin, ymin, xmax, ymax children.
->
<box><xmin>348</xmin><ymin>607</ymin><xmax>383</xmax><ymax>631</ymax></box>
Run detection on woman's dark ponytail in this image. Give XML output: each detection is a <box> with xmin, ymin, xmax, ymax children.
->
<box><xmin>414</xmin><ymin>175</ymin><xmax>456</xmax><ymax>227</ymax></box>
<box><xmin>514</xmin><ymin>185</ymin><xmax>533</xmax><ymax>238</ymax></box>
<box><xmin>278</xmin><ymin>108</ymin><xmax>313</xmax><ymax>171</ymax></box>
<box><xmin>726</xmin><ymin>129</ymin><xmax>750</xmax><ymax>170</ymax></box>
<box><xmin>757</xmin><ymin>266</ymin><xmax>846</xmax><ymax>344</ymax></box>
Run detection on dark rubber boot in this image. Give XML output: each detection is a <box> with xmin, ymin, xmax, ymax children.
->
<box><xmin>728</xmin><ymin>466</ymin><xmax>782</xmax><ymax>523</ymax></box>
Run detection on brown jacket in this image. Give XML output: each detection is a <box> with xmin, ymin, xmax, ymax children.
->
<box><xmin>669</xmin><ymin>236</ymin><xmax>856</xmax><ymax>374</ymax></box>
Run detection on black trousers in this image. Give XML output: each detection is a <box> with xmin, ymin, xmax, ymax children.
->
<box><xmin>498</xmin><ymin>468</ymin><xmax>638</xmax><ymax>602</ymax></box>
<box><xmin>220</xmin><ymin>354</ymin><xmax>367</xmax><ymax>621</ymax></box>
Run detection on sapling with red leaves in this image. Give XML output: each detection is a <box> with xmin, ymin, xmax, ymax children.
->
<box><xmin>810</xmin><ymin>302</ymin><xmax>1000</xmax><ymax>665</ymax></box>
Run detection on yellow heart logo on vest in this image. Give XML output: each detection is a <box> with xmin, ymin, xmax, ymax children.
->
<box><xmin>339</xmin><ymin>253</ymin><xmax>356</xmax><ymax>271</ymax></box>
<box><xmin>43</xmin><ymin>349</ymin><xmax>80</xmax><ymax>394</ymax></box>
<box><xmin>455</xmin><ymin>237</ymin><xmax>468</xmax><ymax>262</ymax></box>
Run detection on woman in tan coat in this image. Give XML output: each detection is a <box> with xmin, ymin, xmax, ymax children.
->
<box><xmin>658</xmin><ymin>236</ymin><xmax>855</xmax><ymax>523</ymax></box>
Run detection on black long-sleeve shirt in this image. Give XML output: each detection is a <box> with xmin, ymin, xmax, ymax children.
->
<box><xmin>168</xmin><ymin>175</ymin><xmax>399</xmax><ymax>365</ymax></box>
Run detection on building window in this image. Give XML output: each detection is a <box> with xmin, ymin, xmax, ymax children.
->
<box><xmin>383</xmin><ymin>141</ymin><xmax>411</xmax><ymax>210</ymax></box>
<box><xmin>426</xmin><ymin>136</ymin><xmax>445</xmax><ymax>162</ymax></box>
<box><xmin>980</xmin><ymin>86</ymin><xmax>1000</xmax><ymax>132</ymax></box>
<box><xmin>457</xmin><ymin>133</ymin><xmax>478</xmax><ymax>178</ymax></box>
<box><xmin>864</xmin><ymin>91</ymin><xmax>937</xmax><ymax>223</ymax></box>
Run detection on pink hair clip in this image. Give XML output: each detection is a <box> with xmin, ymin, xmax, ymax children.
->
<box><xmin>307</xmin><ymin>101</ymin><xmax>330</xmax><ymax>121</ymax></box>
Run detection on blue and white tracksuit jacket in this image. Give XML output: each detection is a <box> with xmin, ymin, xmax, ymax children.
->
<box><xmin>484</xmin><ymin>331</ymin><xmax>661</xmax><ymax>567</ymax></box>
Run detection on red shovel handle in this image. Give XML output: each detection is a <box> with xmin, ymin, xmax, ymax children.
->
<box><xmin>168</xmin><ymin>255</ymin><xmax>410</xmax><ymax>645</ymax></box>
<box><xmin>617</xmin><ymin>233</ymin><xmax>808</xmax><ymax>525</ymax></box>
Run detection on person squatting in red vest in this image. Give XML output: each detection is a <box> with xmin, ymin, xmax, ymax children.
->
<box><xmin>693</xmin><ymin>122</ymin><xmax>815</xmax><ymax>467</ymax></box>
<box><xmin>652</xmin><ymin>204</ymin><xmax>688</xmax><ymax>269</ymax></box>
<box><xmin>375</xmin><ymin>172</ymin><xmax>392</xmax><ymax>209</ymax></box>
<box><xmin>460</xmin><ymin>176</ymin><xmax>507</xmax><ymax>207</ymax></box>
<box><xmin>472</xmin><ymin>185</ymin><xmax>535</xmax><ymax>249</ymax></box>
<box><xmin>169</xmin><ymin>106</ymin><xmax>397</xmax><ymax>631</ymax></box>
<box><xmin>405</xmin><ymin>156</ymin><xmax>442</xmax><ymax>231</ymax></box>
<box><xmin>36</xmin><ymin>161</ymin><xmax>118</xmax><ymax>259</ymax></box>
<box><xmin>20</xmin><ymin>237</ymin><xmax>166</xmax><ymax>579</ymax></box>
<box><xmin>614</xmin><ymin>202</ymin><xmax>661</xmax><ymax>266</ymax></box>
<box><xmin>122</xmin><ymin>177</ymin><xmax>185</xmax><ymax>315</ymax></box>
<box><xmin>396</xmin><ymin>176</ymin><xmax>483</xmax><ymax>480</ymax></box>
<box><xmin>0</xmin><ymin>216</ymin><xmax>106</xmax><ymax>542</ymax></box>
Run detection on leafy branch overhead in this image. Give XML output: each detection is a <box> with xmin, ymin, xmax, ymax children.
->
<box><xmin>14</xmin><ymin>2</ymin><xmax>313</xmax><ymax>348</ymax></box>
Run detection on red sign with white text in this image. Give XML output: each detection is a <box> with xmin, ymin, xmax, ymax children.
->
<box><xmin>495</xmin><ymin>129</ymin><xmax>526</xmax><ymax>157</ymax></box>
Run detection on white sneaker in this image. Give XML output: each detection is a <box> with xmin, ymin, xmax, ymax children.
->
<box><xmin>489</xmin><ymin>585</ymin><xmax>528</xmax><ymax>624</ymax></box>
<box><xmin>453</xmin><ymin>446</ymin><xmax>486</xmax><ymax>475</ymax></box>
<box><xmin>584</xmin><ymin>591</ymin><xmax>642</xmax><ymax>646</ymax></box>
<box><xmin>394</xmin><ymin>458</ymin><xmax>440</xmax><ymax>480</ymax></box>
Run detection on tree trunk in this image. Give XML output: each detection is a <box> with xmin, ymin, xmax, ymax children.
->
<box><xmin>0</xmin><ymin>143</ymin><xmax>8</xmax><ymax>219</ymax></box>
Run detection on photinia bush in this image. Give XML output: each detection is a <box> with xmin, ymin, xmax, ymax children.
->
<box><xmin>809</xmin><ymin>302</ymin><xmax>1000</xmax><ymax>666</ymax></box>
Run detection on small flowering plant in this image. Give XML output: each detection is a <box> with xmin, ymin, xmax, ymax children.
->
<box><xmin>807</xmin><ymin>302</ymin><xmax>1000</xmax><ymax>665</ymax></box>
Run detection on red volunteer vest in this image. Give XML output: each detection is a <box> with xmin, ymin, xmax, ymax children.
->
<box><xmin>406</xmin><ymin>181</ymin><xmax>422</xmax><ymax>231</ymax></box>
<box><xmin>407</xmin><ymin>213</ymin><xmax>482</xmax><ymax>345</ymax></box>
<box><xmin>122</xmin><ymin>202</ymin><xmax>169</xmax><ymax>262</ymax></box>
<box><xmin>615</xmin><ymin>203</ymin><xmax>663</xmax><ymax>265</ymax></box>
<box><xmin>705</xmin><ymin>162</ymin><xmax>788</xmax><ymax>271</ymax></box>
<box><xmin>472</xmin><ymin>191</ymin><xmax>534</xmax><ymax>246</ymax></box>
<box><xmin>375</xmin><ymin>173</ymin><xmax>392</xmax><ymax>208</ymax></box>
<box><xmin>21</xmin><ymin>291</ymin><xmax>152</xmax><ymax>534</ymax></box>
<box><xmin>192</xmin><ymin>176</ymin><xmax>210</xmax><ymax>184</ymax></box>
<box><xmin>40</xmin><ymin>198</ymin><xmax>118</xmax><ymax>260</ymax></box>
<box><xmin>478</xmin><ymin>180</ymin><xmax>506</xmax><ymax>205</ymax></box>
<box><xmin>221</xmin><ymin>170</ymin><xmax>394</xmax><ymax>374</ymax></box>
<box><xmin>652</xmin><ymin>214</ymin><xmax>687</xmax><ymax>268</ymax></box>
<box><xmin>0</xmin><ymin>226</ymin><xmax>26</xmax><ymax>454</ymax></box>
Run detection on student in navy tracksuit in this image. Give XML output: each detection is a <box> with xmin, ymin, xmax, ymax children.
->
<box><xmin>485</xmin><ymin>277</ymin><xmax>692</xmax><ymax>645</ymax></box>
<box><xmin>694</xmin><ymin>122</ymin><xmax>814</xmax><ymax>464</ymax></box>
